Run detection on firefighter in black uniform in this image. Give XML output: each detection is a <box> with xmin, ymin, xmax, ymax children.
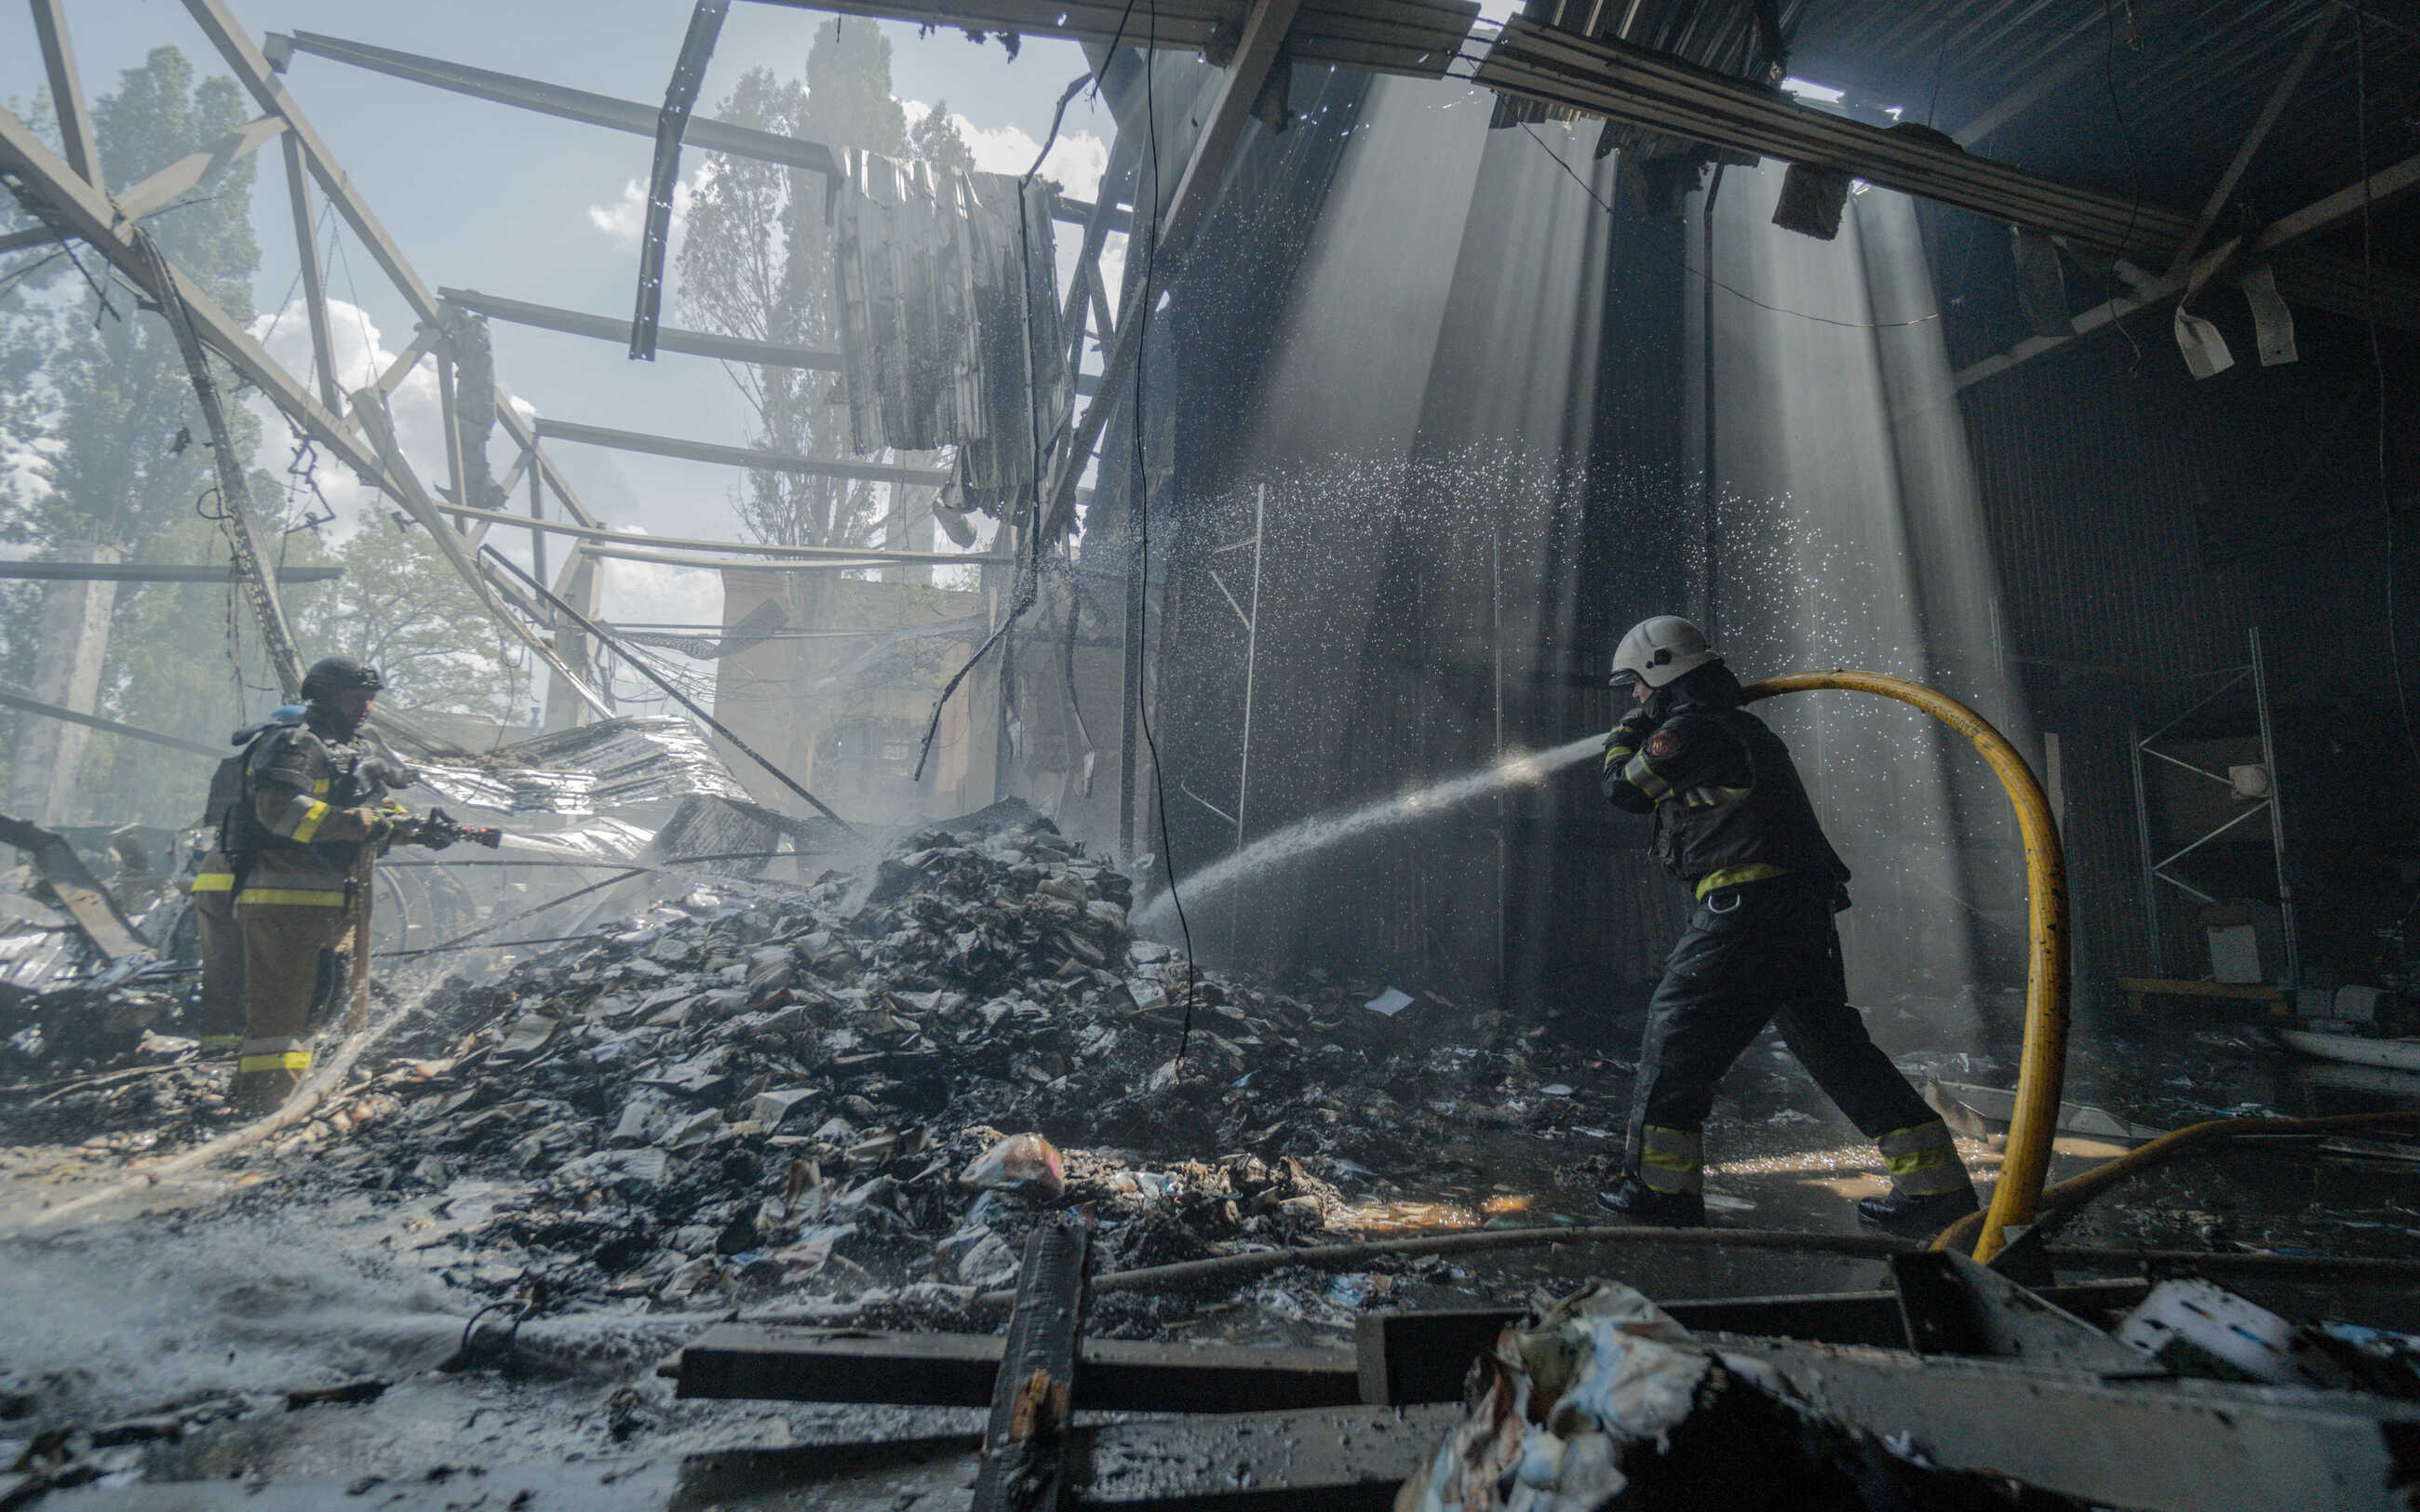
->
<box><xmin>1594</xmin><ymin>616</ymin><xmax>1978</xmax><ymax>1233</ymax></box>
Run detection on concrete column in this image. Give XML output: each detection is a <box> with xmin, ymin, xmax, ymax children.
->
<box><xmin>6</xmin><ymin>542</ymin><xmax>119</xmax><ymax>824</ymax></box>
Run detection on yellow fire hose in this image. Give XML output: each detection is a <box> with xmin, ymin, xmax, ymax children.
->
<box><xmin>1929</xmin><ymin>1110</ymin><xmax>2420</xmax><ymax>1255</ymax></box>
<box><xmin>1741</xmin><ymin>670</ymin><xmax>2067</xmax><ymax>1262</ymax></box>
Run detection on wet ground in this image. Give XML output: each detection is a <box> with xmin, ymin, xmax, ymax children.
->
<box><xmin>7</xmin><ymin>968</ymin><xmax>2420</xmax><ymax>1504</ymax></box>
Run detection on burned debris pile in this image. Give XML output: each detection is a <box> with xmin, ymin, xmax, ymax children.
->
<box><xmin>286</xmin><ymin>802</ymin><xmax>1534</xmax><ymax>1319</ymax></box>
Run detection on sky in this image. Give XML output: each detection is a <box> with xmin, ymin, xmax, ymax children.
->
<box><xmin>0</xmin><ymin>0</ymin><xmax>1135</xmax><ymax>628</ymax></box>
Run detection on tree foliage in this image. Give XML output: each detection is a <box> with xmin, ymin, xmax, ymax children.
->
<box><xmin>0</xmin><ymin>48</ymin><xmax>525</xmax><ymax>824</ymax></box>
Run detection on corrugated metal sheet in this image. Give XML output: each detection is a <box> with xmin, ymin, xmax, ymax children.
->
<box><xmin>830</xmin><ymin>152</ymin><xmax>1070</xmax><ymax>515</ymax></box>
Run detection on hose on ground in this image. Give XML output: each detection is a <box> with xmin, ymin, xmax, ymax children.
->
<box><xmin>1930</xmin><ymin>1110</ymin><xmax>2420</xmax><ymax>1254</ymax></box>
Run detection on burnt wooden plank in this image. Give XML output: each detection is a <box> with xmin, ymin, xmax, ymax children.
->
<box><xmin>972</xmin><ymin>1215</ymin><xmax>1091</xmax><ymax>1512</ymax></box>
<box><xmin>675</xmin><ymin>1327</ymin><xmax>1359</xmax><ymax>1412</ymax></box>
<box><xmin>1069</xmin><ymin>1402</ymin><xmax>1461</xmax><ymax>1512</ymax></box>
<box><xmin>1354</xmin><ymin>1282</ymin><xmax>2156</xmax><ymax>1404</ymax></box>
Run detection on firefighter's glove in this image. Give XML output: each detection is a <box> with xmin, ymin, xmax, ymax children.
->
<box><xmin>353</xmin><ymin>806</ymin><xmax>396</xmax><ymax>843</ymax></box>
<box><xmin>1608</xmin><ymin>706</ymin><xmax>1657</xmax><ymax>750</ymax></box>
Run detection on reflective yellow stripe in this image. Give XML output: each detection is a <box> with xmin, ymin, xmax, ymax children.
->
<box><xmin>1604</xmin><ymin>743</ymin><xmax>1637</xmax><ymax>769</ymax></box>
<box><xmin>1696</xmin><ymin>863</ymin><xmax>1787</xmax><ymax>898</ymax></box>
<box><xmin>236</xmin><ymin>888</ymin><xmax>349</xmax><ymax>907</ymax></box>
<box><xmin>1622</xmin><ymin>751</ymin><xmax>1673</xmax><ymax>800</ymax></box>
<box><xmin>312</xmin><ymin>778</ymin><xmax>330</xmax><ymax>796</ymax></box>
<box><xmin>190</xmin><ymin>872</ymin><xmax>236</xmax><ymax>891</ymax></box>
<box><xmin>1878</xmin><ymin>1121</ymin><xmax>1968</xmax><ymax>1195</ymax></box>
<box><xmin>290</xmin><ymin>799</ymin><xmax>332</xmax><ymax>843</ymax></box>
<box><xmin>238</xmin><ymin>1051</ymin><xmax>312</xmax><ymax>1073</ymax></box>
<box><xmin>1636</xmin><ymin>1125</ymin><xmax>1705</xmax><ymax>1193</ymax></box>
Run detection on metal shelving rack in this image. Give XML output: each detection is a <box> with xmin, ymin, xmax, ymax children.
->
<box><xmin>2129</xmin><ymin>627</ymin><xmax>2298</xmax><ymax>983</ymax></box>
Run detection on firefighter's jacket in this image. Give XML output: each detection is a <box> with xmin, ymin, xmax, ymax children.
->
<box><xmin>223</xmin><ymin>710</ymin><xmax>393</xmax><ymax>907</ymax></box>
<box><xmin>1601</xmin><ymin>687</ymin><xmax>1849</xmax><ymax>900</ymax></box>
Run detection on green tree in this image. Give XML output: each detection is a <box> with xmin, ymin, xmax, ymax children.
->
<box><xmin>0</xmin><ymin>49</ymin><xmax>283</xmax><ymax>823</ymax></box>
<box><xmin>292</xmin><ymin>518</ymin><xmax>531</xmax><ymax>720</ymax></box>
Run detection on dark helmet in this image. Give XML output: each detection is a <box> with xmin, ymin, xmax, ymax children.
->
<box><xmin>301</xmin><ymin>657</ymin><xmax>384</xmax><ymax>703</ymax></box>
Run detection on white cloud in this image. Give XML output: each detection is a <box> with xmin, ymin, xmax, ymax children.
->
<box><xmin>585</xmin><ymin>161</ymin><xmax>714</xmax><ymax>251</ymax></box>
<box><xmin>597</xmin><ymin>527</ymin><xmax>723</xmax><ymax>630</ymax></box>
<box><xmin>900</xmin><ymin>99</ymin><xmax>1109</xmax><ymax>203</ymax></box>
<box><xmin>245</xmin><ymin>296</ymin><xmax>535</xmax><ymax>537</ymax></box>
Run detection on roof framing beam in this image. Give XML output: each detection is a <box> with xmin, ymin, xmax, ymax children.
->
<box><xmin>1039</xmin><ymin>0</ymin><xmax>1303</xmax><ymax>539</ymax></box>
<box><xmin>443</xmin><ymin>287</ymin><xmax>842</xmax><ymax>370</ymax></box>
<box><xmin>0</xmin><ymin>100</ymin><xmax>612</xmax><ymax>718</ymax></box>
<box><xmin>424</xmin><ymin>498</ymin><xmax>1002</xmax><ymax>566</ymax></box>
<box><xmin>745</xmin><ymin>0</ymin><xmax>1479</xmax><ymax>80</ymax></box>
<box><xmin>534</xmin><ymin>418</ymin><xmax>954</xmax><ymax>488</ymax></box>
<box><xmin>29</xmin><ymin>0</ymin><xmax>101</xmax><ymax>186</ymax></box>
<box><xmin>1477</xmin><ymin>17</ymin><xmax>2195</xmax><ymax>264</ymax></box>
<box><xmin>274</xmin><ymin>30</ymin><xmax>1109</xmax><ymax>228</ymax></box>
<box><xmin>2169</xmin><ymin>8</ymin><xmax>2334</xmax><ymax>275</ymax></box>
<box><xmin>1956</xmin><ymin>154</ymin><xmax>2420</xmax><ymax>392</ymax></box>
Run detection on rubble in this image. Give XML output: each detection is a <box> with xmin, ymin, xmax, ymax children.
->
<box><xmin>289</xmin><ymin>800</ymin><xmax>1492</xmax><ymax>1323</ymax></box>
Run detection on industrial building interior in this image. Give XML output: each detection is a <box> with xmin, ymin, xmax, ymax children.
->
<box><xmin>2</xmin><ymin>0</ymin><xmax>2420</xmax><ymax>1505</ymax></box>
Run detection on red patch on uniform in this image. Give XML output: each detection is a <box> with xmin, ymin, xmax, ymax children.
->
<box><xmin>1646</xmin><ymin>728</ymin><xmax>1681</xmax><ymax>759</ymax></box>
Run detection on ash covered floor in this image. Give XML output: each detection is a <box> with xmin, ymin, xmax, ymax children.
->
<box><xmin>5</xmin><ymin>806</ymin><xmax>2418</xmax><ymax>1500</ymax></box>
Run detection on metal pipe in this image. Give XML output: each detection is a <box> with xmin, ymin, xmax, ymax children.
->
<box><xmin>1742</xmin><ymin>670</ymin><xmax>2065</xmax><ymax>1264</ymax></box>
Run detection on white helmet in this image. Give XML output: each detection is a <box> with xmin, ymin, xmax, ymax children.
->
<box><xmin>1611</xmin><ymin>616</ymin><xmax>1721</xmax><ymax>689</ymax></box>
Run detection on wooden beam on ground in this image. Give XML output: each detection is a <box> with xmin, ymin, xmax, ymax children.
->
<box><xmin>29</xmin><ymin>0</ymin><xmax>101</xmax><ymax>186</ymax></box>
<box><xmin>1039</xmin><ymin>0</ymin><xmax>1305</xmax><ymax>540</ymax></box>
<box><xmin>1067</xmin><ymin>1403</ymin><xmax>1461</xmax><ymax>1512</ymax></box>
<box><xmin>674</xmin><ymin>1328</ymin><xmax>1360</xmax><ymax>1412</ymax></box>
<box><xmin>972</xmin><ymin>1216</ymin><xmax>1091</xmax><ymax>1512</ymax></box>
<box><xmin>441</xmin><ymin>286</ymin><xmax>842</xmax><ymax>370</ymax></box>
<box><xmin>534</xmin><ymin>417</ymin><xmax>953</xmax><ymax>488</ymax></box>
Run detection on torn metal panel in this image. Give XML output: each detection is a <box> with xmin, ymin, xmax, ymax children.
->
<box><xmin>409</xmin><ymin>716</ymin><xmax>754</xmax><ymax>817</ymax></box>
<box><xmin>493</xmin><ymin>818</ymin><xmax>657</xmax><ymax>865</ymax></box>
<box><xmin>830</xmin><ymin>153</ymin><xmax>1071</xmax><ymax>515</ymax></box>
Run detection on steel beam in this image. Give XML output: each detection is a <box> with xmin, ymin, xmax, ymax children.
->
<box><xmin>534</xmin><ymin>417</ymin><xmax>953</xmax><ymax>488</ymax></box>
<box><xmin>424</xmin><ymin>498</ymin><xmax>1003</xmax><ymax>566</ymax></box>
<box><xmin>279</xmin><ymin>132</ymin><xmax>341</xmax><ymax>412</ymax></box>
<box><xmin>1039</xmin><ymin>0</ymin><xmax>1305</xmax><ymax>540</ymax></box>
<box><xmin>0</xmin><ymin>563</ymin><xmax>341</xmax><ymax>582</ymax></box>
<box><xmin>1478</xmin><ymin>17</ymin><xmax>2196</xmax><ymax>264</ymax></box>
<box><xmin>0</xmin><ymin>686</ymin><xmax>229</xmax><ymax>759</ymax></box>
<box><xmin>2252</xmin><ymin>151</ymin><xmax>2420</xmax><ymax>254</ymax></box>
<box><xmin>2170</xmin><ymin>10</ymin><xmax>2334</xmax><ymax>275</ymax></box>
<box><xmin>114</xmin><ymin>113</ymin><xmax>287</xmax><ymax>221</ymax></box>
<box><xmin>29</xmin><ymin>0</ymin><xmax>101</xmax><ymax>186</ymax></box>
<box><xmin>633</xmin><ymin>0</ymin><xmax>731</xmax><ymax>360</ymax></box>
<box><xmin>440</xmin><ymin>287</ymin><xmax>841</xmax><ymax>370</ymax></box>
<box><xmin>273</xmin><ymin>31</ymin><xmax>1103</xmax><ymax>225</ymax></box>
<box><xmin>751</xmin><ymin>0</ymin><xmax>1479</xmax><ymax>80</ymax></box>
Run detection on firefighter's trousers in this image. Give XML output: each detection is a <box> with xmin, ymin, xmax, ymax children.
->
<box><xmin>1621</xmin><ymin>873</ymin><xmax>1966</xmax><ymax>1199</ymax></box>
<box><xmin>232</xmin><ymin>899</ymin><xmax>353</xmax><ymax>1114</ymax></box>
<box><xmin>189</xmin><ymin>878</ymin><xmax>246</xmax><ymax>1044</ymax></box>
